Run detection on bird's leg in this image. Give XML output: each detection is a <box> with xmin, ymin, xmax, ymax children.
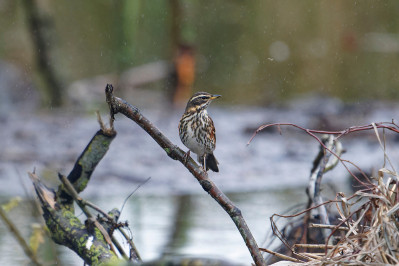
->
<box><xmin>202</xmin><ymin>155</ymin><xmax>208</xmax><ymax>172</ymax></box>
<box><xmin>183</xmin><ymin>150</ymin><xmax>191</xmax><ymax>165</ymax></box>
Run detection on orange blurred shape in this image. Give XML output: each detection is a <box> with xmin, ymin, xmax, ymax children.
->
<box><xmin>341</xmin><ymin>31</ymin><xmax>358</xmax><ymax>52</ymax></box>
<box><xmin>173</xmin><ymin>45</ymin><xmax>195</xmax><ymax>105</ymax></box>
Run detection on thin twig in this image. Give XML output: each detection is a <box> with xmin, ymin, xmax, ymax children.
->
<box><xmin>299</xmin><ymin>252</ymin><xmax>323</xmax><ymax>260</ymax></box>
<box><xmin>0</xmin><ymin>206</ymin><xmax>43</xmax><ymax>266</ymax></box>
<box><xmin>259</xmin><ymin>248</ymin><xmax>304</xmax><ymax>263</ymax></box>
<box><xmin>294</xmin><ymin>243</ymin><xmax>334</xmax><ymax>249</ymax></box>
<box><xmin>58</xmin><ymin>174</ymin><xmax>128</xmax><ymax>260</ymax></box>
<box><xmin>118</xmin><ymin>227</ymin><xmax>141</xmax><ymax>262</ymax></box>
<box><xmin>120</xmin><ymin>177</ymin><xmax>151</xmax><ymax>216</ymax></box>
<box><xmin>272</xmin><ymin>200</ymin><xmax>340</xmax><ymax>220</ymax></box>
<box><xmin>309</xmin><ymin>223</ymin><xmax>349</xmax><ymax>231</ymax></box>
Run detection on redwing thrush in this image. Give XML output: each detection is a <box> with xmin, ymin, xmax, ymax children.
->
<box><xmin>178</xmin><ymin>92</ymin><xmax>221</xmax><ymax>172</ymax></box>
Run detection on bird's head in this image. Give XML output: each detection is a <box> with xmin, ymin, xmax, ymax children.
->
<box><xmin>185</xmin><ymin>92</ymin><xmax>221</xmax><ymax>113</ymax></box>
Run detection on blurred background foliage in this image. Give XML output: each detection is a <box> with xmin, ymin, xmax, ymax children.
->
<box><xmin>1</xmin><ymin>0</ymin><xmax>399</xmax><ymax>107</ymax></box>
<box><xmin>2</xmin><ymin>1</ymin><xmax>399</xmax><ymax>264</ymax></box>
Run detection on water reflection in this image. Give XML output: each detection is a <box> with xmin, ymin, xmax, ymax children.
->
<box><xmin>161</xmin><ymin>194</ymin><xmax>193</xmax><ymax>256</ymax></box>
<box><xmin>0</xmin><ymin>188</ymin><xmax>312</xmax><ymax>265</ymax></box>
<box><xmin>87</xmin><ymin>189</ymin><xmax>309</xmax><ymax>265</ymax></box>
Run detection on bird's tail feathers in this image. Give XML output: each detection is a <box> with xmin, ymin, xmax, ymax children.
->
<box><xmin>206</xmin><ymin>153</ymin><xmax>219</xmax><ymax>172</ymax></box>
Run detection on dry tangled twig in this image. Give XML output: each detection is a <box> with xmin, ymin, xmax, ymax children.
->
<box><xmin>251</xmin><ymin>121</ymin><xmax>399</xmax><ymax>264</ymax></box>
<box><xmin>248</xmin><ymin>122</ymin><xmax>399</xmax><ymax>188</ymax></box>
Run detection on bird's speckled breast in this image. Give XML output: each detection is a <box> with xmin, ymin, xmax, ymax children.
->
<box><xmin>179</xmin><ymin>110</ymin><xmax>216</xmax><ymax>156</ymax></box>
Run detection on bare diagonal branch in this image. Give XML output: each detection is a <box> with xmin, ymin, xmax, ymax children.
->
<box><xmin>105</xmin><ymin>84</ymin><xmax>266</xmax><ymax>266</ymax></box>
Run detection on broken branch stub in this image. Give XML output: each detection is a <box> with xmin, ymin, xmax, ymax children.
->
<box><xmin>56</xmin><ymin>128</ymin><xmax>116</xmax><ymax>209</ymax></box>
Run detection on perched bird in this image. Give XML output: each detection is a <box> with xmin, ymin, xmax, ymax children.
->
<box><xmin>178</xmin><ymin>92</ymin><xmax>221</xmax><ymax>172</ymax></box>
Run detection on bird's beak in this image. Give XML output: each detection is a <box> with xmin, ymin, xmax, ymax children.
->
<box><xmin>210</xmin><ymin>94</ymin><xmax>221</xmax><ymax>100</ymax></box>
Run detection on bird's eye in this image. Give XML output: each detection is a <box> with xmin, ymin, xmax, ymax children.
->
<box><xmin>201</xmin><ymin>96</ymin><xmax>208</xmax><ymax>100</ymax></box>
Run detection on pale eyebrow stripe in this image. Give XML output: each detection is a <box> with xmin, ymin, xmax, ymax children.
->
<box><xmin>190</xmin><ymin>94</ymin><xmax>209</xmax><ymax>101</ymax></box>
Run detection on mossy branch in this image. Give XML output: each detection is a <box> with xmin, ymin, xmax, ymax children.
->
<box><xmin>28</xmin><ymin>120</ymin><xmax>139</xmax><ymax>265</ymax></box>
<box><xmin>29</xmin><ymin>171</ymin><xmax>120</xmax><ymax>265</ymax></box>
<box><xmin>56</xmin><ymin>117</ymin><xmax>116</xmax><ymax>210</ymax></box>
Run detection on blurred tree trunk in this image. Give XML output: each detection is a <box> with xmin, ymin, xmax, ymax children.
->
<box><xmin>22</xmin><ymin>0</ymin><xmax>64</xmax><ymax>107</ymax></box>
